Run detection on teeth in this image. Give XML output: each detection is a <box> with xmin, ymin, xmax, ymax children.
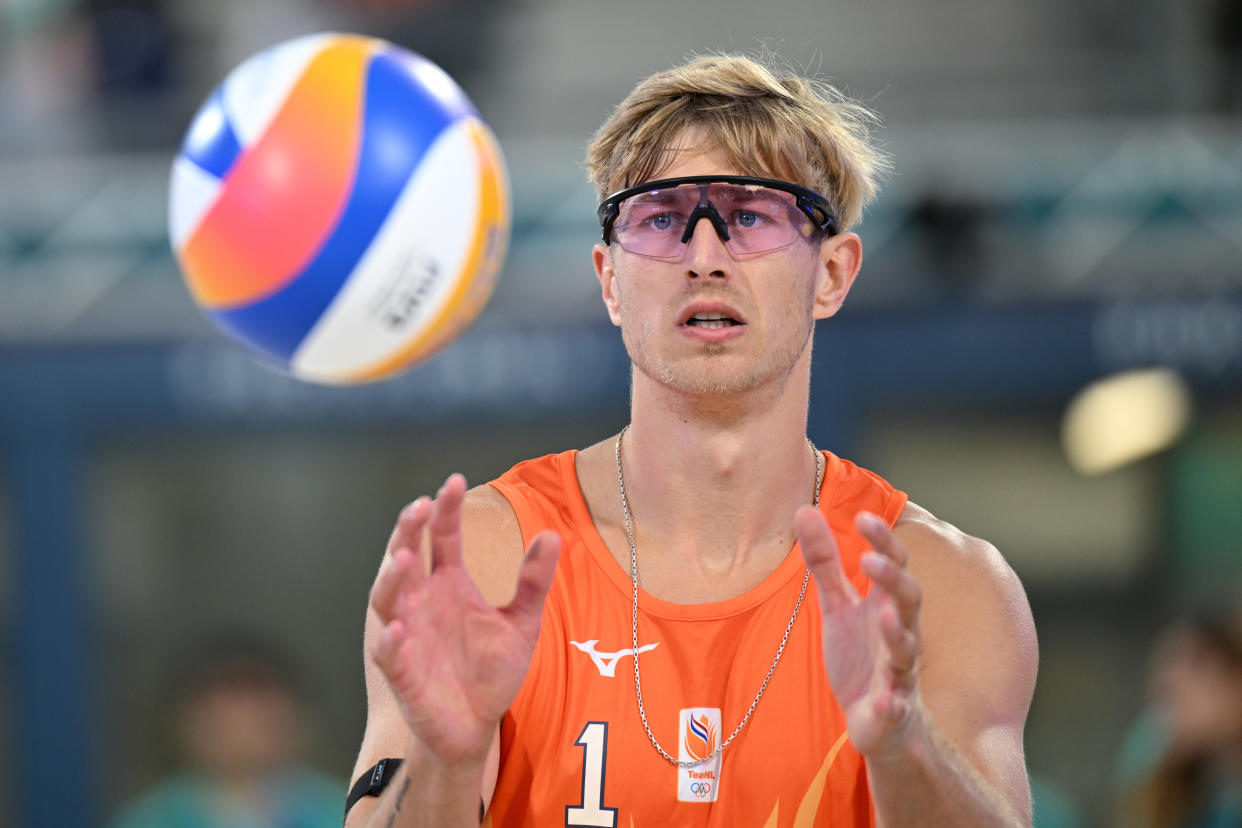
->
<box><xmin>693</xmin><ymin>312</ymin><xmax>728</xmax><ymax>321</ymax></box>
<box><xmin>697</xmin><ymin>320</ymin><xmax>729</xmax><ymax>329</ymax></box>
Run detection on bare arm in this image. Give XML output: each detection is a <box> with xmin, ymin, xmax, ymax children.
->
<box><xmin>796</xmin><ymin>503</ymin><xmax>1037</xmax><ymax>827</ymax></box>
<box><xmin>345</xmin><ymin>477</ymin><xmax>558</xmax><ymax>828</ymax></box>
<box><xmin>867</xmin><ymin>505</ymin><xmax>1036</xmax><ymax>826</ymax></box>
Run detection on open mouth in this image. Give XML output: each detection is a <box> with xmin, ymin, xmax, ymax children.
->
<box><xmin>684</xmin><ymin>312</ymin><xmax>741</xmax><ymax>330</ymax></box>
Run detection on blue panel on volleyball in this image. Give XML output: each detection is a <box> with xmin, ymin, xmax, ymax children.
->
<box><xmin>181</xmin><ymin>89</ymin><xmax>243</xmax><ymax>180</ymax></box>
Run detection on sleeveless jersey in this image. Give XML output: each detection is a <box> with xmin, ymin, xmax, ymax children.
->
<box><xmin>485</xmin><ymin>449</ymin><xmax>908</xmax><ymax>828</ymax></box>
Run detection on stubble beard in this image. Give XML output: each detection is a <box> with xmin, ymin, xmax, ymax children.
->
<box><xmin>621</xmin><ymin>308</ymin><xmax>814</xmax><ymax>397</ymax></box>
<box><xmin>614</xmin><ymin>250</ymin><xmax>822</xmax><ymax>398</ymax></box>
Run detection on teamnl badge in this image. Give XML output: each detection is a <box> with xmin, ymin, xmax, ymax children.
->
<box><xmin>678</xmin><ymin>708</ymin><xmax>721</xmax><ymax>802</ymax></box>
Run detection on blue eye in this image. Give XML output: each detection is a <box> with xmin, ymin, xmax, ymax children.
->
<box><xmin>650</xmin><ymin>213</ymin><xmax>675</xmax><ymax>231</ymax></box>
<box><xmin>734</xmin><ymin>211</ymin><xmax>760</xmax><ymax>228</ymax></box>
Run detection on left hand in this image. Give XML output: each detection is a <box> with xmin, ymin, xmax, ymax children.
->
<box><xmin>796</xmin><ymin>507</ymin><xmax>924</xmax><ymax>757</ymax></box>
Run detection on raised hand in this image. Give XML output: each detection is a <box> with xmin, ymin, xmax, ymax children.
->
<box><xmin>796</xmin><ymin>507</ymin><xmax>923</xmax><ymax>757</ymax></box>
<box><xmin>369</xmin><ymin>474</ymin><xmax>561</xmax><ymax>766</ymax></box>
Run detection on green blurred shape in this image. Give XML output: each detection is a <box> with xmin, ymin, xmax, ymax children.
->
<box><xmin>1169</xmin><ymin>422</ymin><xmax>1242</xmax><ymax>589</ymax></box>
<box><xmin>1032</xmin><ymin>774</ymin><xmax>1085</xmax><ymax>828</ymax></box>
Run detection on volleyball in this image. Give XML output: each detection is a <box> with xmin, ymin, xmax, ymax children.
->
<box><xmin>168</xmin><ymin>33</ymin><xmax>509</xmax><ymax>384</ymax></box>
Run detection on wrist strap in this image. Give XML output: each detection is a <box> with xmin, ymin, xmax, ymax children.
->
<box><xmin>343</xmin><ymin>756</ymin><xmax>487</xmax><ymax>823</ymax></box>
<box><xmin>344</xmin><ymin>758</ymin><xmax>404</xmax><ymax>818</ymax></box>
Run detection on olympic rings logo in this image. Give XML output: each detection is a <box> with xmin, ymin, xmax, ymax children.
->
<box><xmin>690</xmin><ymin>781</ymin><xmax>713</xmax><ymax>798</ymax></box>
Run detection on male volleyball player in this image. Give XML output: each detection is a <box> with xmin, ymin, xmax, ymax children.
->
<box><xmin>346</xmin><ymin>54</ymin><xmax>1037</xmax><ymax>827</ymax></box>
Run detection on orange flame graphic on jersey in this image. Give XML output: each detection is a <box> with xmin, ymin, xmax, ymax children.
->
<box><xmin>682</xmin><ymin>713</ymin><xmax>718</xmax><ymax>761</ymax></box>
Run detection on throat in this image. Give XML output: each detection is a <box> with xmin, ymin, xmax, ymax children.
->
<box><xmin>621</xmin><ymin>532</ymin><xmax>799</xmax><ymax>604</ymax></box>
<box><xmin>598</xmin><ymin>427</ymin><xmax>825</xmax><ymax>604</ymax></box>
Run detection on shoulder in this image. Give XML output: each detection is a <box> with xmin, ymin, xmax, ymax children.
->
<box><xmin>893</xmin><ymin>501</ymin><xmax>1036</xmax><ymax>637</ymax></box>
<box><xmin>460</xmin><ymin>481</ymin><xmax>527</xmax><ymax>608</ymax></box>
<box><xmin>894</xmin><ymin>502</ymin><xmax>1037</xmax><ymax>701</ymax></box>
<box><xmin>894</xmin><ymin>501</ymin><xmax>1030</xmax><ymax>619</ymax></box>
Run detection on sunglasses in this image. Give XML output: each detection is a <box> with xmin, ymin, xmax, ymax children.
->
<box><xmin>597</xmin><ymin>175</ymin><xmax>837</xmax><ymax>259</ymax></box>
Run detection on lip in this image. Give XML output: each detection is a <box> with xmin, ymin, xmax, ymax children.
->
<box><xmin>680</xmin><ymin>323</ymin><xmax>747</xmax><ymax>342</ymax></box>
<box><xmin>677</xmin><ymin>301</ymin><xmax>746</xmax><ymax>327</ymax></box>
<box><xmin>677</xmin><ymin>301</ymin><xmax>747</xmax><ymax>342</ymax></box>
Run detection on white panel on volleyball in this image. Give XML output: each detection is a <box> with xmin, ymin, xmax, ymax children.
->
<box><xmin>221</xmin><ymin>33</ymin><xmax>336</xmax><ymax>147</ymax></box>
<box><xmin>290</xmin><ymin>120</ymin><xmax>480</xmax><ymax>381</ymax></box>
<box><xmin>168</xmin><ymin>157</ymin><xmax>223</xmax><ymax>249</ymax></box>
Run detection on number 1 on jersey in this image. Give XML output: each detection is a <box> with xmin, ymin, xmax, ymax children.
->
<box><xmin>565</xmin><ymin>722</ymin><xmax>618</xmax><ymax>827</ymax></box>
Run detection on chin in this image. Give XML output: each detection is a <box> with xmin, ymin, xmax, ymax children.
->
<box><xmin>624</xmin><ymin>327</ymin><xmax>809</xmax><ymax>398</ymax></box>
<box><xmin>648</xmin><ymin>359</ymin><xmax>786</xmax><ymax>397</ymax></box>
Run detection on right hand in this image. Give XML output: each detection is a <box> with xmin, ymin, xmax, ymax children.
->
<box><xmin>368</xmin><ymin>473</ymin><xmax>561</xmax><ymax>767</ymax></box>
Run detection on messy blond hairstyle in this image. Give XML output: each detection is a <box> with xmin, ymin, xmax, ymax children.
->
<box><xmin>585</xmin><ymin>54</ymin><xmax>888</xmax><ymax>232</ymax></box>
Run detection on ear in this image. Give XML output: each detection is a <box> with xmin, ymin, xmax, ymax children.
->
<box><xmin>593</xmin><ymin>243</ymin><xmax>623</xmax><ymax>326</ymax></box>
<box><xmin>812</xmin><ymin>232</ymin><xmax>862</xmax><ymax>320</ymax></box>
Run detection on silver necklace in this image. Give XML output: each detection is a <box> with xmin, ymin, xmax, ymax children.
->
<box><xmin>614</xmin><ymin>425</ymin><xmax>823</xmax><ymax>768</ymax></box>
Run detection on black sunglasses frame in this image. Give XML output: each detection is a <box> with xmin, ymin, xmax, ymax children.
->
<box><xmin>597</xmin><ymin>175</ymin><xmax>838</xmax><ymax>245</ymax></box>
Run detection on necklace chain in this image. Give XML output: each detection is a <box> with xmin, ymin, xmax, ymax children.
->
<box><xmin>614</xmin><ymin>426</ymin><xmax>823</xmax><ymax>768</ymax></box>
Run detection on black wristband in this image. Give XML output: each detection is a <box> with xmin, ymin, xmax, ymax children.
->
<box><xmin>344</xmin><ymin>758</ymin><xmax>404</xmax><ymax>819</ymax></box>
<box><xmin>343</xmin><ymin>757</ymin><xmax>486</xmax><ymax>824</ymax></box>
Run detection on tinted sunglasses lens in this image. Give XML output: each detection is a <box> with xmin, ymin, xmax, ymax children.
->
<box><xmin>706</xmin><ymin>184</ymin><xmax>807</xmax><ymax>254</ymax></box>
<box><xmin>612</xmin><ymin>183</ymin><xmax>811</xmax><ymax>257</ymax></box>
<box><xmin>613</xmin><ymin>185</ymin><xmax>699</xmax><ymax>257</ymax></box>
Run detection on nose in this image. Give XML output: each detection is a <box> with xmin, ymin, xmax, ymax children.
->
<box><xmin>683</xmin><ymin>212</ymin><xmax>730</xmax><ymax>278</ymax></box>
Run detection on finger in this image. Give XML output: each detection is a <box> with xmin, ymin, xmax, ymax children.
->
<box><xmin>369</xmin><ymin>618</ymin><xmax>406</xmax><ymax>681</ymax></box>
<box><xmin>504</xmin><ymin>530</ymin><xmax>562</xmax><ymax>640</ymax></box>
<box><xmin>861</xmin><ymin>551</ymin><xmax>922</xmax><ymax>631</ymax></box>
<box><xmin>855</xmin><ymin>511</ymin><xmax>907</xmax><ymax>567</ymax></box>
<box><xmin>370</xmin><ymin>547</ymin><xmax>418</xmax><ymax>623</ymax></box>
<box><xmin>386</xmin><ymin>497</ymin><xmax>431</xmax><ymax>557</ymax></box>
<box><xmin>874</xmin><ymin>689</ymin><xmax>912</xmax><ymax>723</ymax></box>
<box><xmin>796</xmin><ymin>505</ymin><xmax>858</xmax><ymax>612</ymax></box>
<box><xmin>386</xmin><ymin>499</ymin><xmax>433</xmax><ymax>585</ymax></box>
<box><xmin>428</xmin><ymin>474</ymin><xmax>468</xmax><ymax>570</ymax></box>
<box><xmin>378</xmin><ymin>500</ymin><xmax>433</xmax><ymax>604</ymax></box>
<box><xmin>879</xmin><ymin>601</ymin><xmax>919</xmax><ymax>675</ymax></box>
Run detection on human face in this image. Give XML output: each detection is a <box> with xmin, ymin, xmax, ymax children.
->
<box><xmin>1152</xmin><ymin>627</ymin><xmax>1242</xmax><ymax>757</ymax></box>
<box><xmin>181</xmin><ymin>683</ymin><xmax>300</xmax><ymax>777</ymax></box>
<box><xmin>593</xmin><ymin>138</ymin><xmax>860</xmax><ymax>397</ymax></box>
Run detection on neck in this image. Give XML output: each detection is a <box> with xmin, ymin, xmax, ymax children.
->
<box><xmin>618</xmin><ymin>348</ymin><xmax>819</xmax><ymax>575</ymax></box>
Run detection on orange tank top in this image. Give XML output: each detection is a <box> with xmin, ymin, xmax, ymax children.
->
<box><xmin>485</xmin><ymin>449</ymin><xmax>907</xmax><ymax>828</ymax></box>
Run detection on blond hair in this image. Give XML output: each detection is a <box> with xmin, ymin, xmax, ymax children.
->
<box><xmin>584</xmin><ymin>54</ymin><xmax>888</xmax><ymax>232</ymax></box>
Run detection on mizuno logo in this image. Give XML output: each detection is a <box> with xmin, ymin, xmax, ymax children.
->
<box><xmin>569</xmin><ymin>639</ymin><xmax>660</xmax><ymax>677</ymax></box>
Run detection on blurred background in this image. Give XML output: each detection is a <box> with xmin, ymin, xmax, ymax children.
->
<box><xmin>2</xmin><ymin>0</ymin><xmax>1241</xmax><ymax>825</ymax></box>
